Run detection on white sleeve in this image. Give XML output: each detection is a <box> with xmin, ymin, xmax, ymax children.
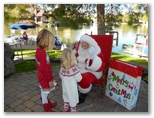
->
<box><xmin>75</xmin><ymin>72</ymin><xmax>82</xmax><ymax>82</ymax></box>
<box><xmin>86</xmin><ymin>55</ymin><xmax>102</xmax><ymax>72</ymax></box>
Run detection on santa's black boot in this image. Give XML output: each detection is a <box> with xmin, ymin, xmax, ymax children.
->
<box><xmin>79</xmin><ymin>93</ymin><xmax>87</xmax><ymax>104</ymax></box>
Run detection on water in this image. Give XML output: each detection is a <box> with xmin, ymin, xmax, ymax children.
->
<box><xmin>4</xmin><ymin>23</ymin><xmax>148</xmax><ymax>55</ymax></box>
<box><xmin>112</xmin><ymin>24</ymin><xmax>148</xmax><ymax>55</ymax></box>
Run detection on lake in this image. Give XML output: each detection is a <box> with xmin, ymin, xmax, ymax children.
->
<box><xmin>4</xmin><ymin>23</ymin><xmax>148</xmax><ymax>55</ymax></box>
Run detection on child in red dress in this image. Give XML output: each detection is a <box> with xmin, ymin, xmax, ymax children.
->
<box><xmin>35</xmin><ymin>29</ymin><xmax>57</xmax><ymax>112</ymax></box>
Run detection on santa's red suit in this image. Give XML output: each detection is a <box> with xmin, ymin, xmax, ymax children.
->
<box><xmin>73</xmin><ymin>34</ymin><xmax>106</xmax><ymax>94</ymax></box>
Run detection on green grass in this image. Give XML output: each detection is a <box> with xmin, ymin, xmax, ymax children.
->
<box><xmin>15</xmin><ymin>60</ymin><xmax>36</xmax><ymax>73</ymax></box>
<box><xmin>14</xmin><ymin>50</ymin><xmax>148</xmax><ymax>82</ymax></box>
<box><xmin>14</xmin><ymin>49</ymin><xmax>62</xmax><ymax>73</ymax></box>
<box><xmin>15</xmin><ymin>49</ymin><xmax>148</xmax><ymax>66</ymax></box>
<box><xmin>14</xmin><ymin>49</ymin><xmax>62</xmax><ymax>59</ymax></box>
<box><xmin>15</xmin><ymin>60</ymin><xmax>60</xmax><ymax>73</ymax></box>
<box><xmin>14</xmin><ymin>49</ymin><xmax>36</xmax><ymax>58</ymax></box>
<box><xmin>111</xmin><ymin>52</ymin><xmax>148</xmax><ymax>66</ymax></box>
<box><xmin>47</xmin><ymin>50</ymin><xmax>62</xmax><ymax>59</ymax></box>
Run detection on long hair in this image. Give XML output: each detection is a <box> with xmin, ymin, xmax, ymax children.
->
<box><xmin>36</xmin><ymin>29</ymin><xmax>54</xmax><ymax>50</ymax></box>
<box><xmin>61</xmin><ymin>48</ymin><xmax>77</xmax><ymax>69</ymax></box>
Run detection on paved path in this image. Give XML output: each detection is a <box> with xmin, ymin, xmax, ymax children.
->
<box><xmin>4</xmin><ymin>66</ymin><xmax>148</xmax><ymax>112</ymax></box>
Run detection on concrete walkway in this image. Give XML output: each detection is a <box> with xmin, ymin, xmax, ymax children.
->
<box><xmin>4</xmin><ymin>66</ymin><xmax>148</xmax><ymax>112</ymax></box>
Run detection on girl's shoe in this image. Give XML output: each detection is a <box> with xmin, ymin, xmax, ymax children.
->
<box><xmin>43</xmin><ymin>103</ymin><xmax>55</xmax><ymax>112</ymax></box>
<box><xmin>64</xmin><ymin>102</ymin><xmax>70</xmax><ymax>112</ymax></box>
<box><xmin>40</xmin><ymin>96</ymin><xmax>57</xmax><ymax>108</ymax></box>
<box><xmin>70</xmin><ymin>106</ymin><xmax>76</xmax><ymax>112</ymax></box>
<box><xmin>48</xmin><ymin>98</ymin><xmax>57</xmax><ymax>107</ymax></box>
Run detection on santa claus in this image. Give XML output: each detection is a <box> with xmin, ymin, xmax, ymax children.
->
<box><xmin>72</xmin><ymin>34</ymin><xmax>106</xmax><ymax>104</ymax></box>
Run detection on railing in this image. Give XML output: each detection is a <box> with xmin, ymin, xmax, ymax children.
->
<box><xmin>105</xmin><ymin>31</ymin><xmax>119</xmax><ymax>47</ymax></box>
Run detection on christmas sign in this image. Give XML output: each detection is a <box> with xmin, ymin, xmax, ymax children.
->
<box><xmin>105</xmin><ymin>60</ymin><xmax>143</xmax><ymax>110</ymax></box>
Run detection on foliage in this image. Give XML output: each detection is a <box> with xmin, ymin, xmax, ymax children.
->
<box><xmin>52</xmin><ymin>4</ymin><xmax>96</xmax><ymax>29</ymax></box>
<box><xmin>38</xmin><ymin>4</ymin><xmax>56</xmax><ymax>11</ymax></box>
<box><xmin>142</xmin><ymin>13</ymin><xmax>148</xmax><ymax>23</ymax></box>
<box><xmin>105</xmin><ymin>4</ymin><xmax>123</xmax><ymax>31</ymax></box>
<box><xmin>4</xmin><ymin>4</ymin><xmax>148</xmax><ymax>31</ymax></box>
<box><xmin>143</xmin><ymin>75</ymin><xmax>148</xmax><ymax>83</ymax></box>
<box><xmin>4</xmin><ymin>4</ymin><xmax>35</xmax><ymax>25</ymax></box>
<box><xmin>123</xmin><ymin>4</ymin><xmax>148</xmax><ymax>27</ymax></box>
<box><xmin>48</xmin><ymin>17</ymin><xmax>54</xmax><ymax>24</ymax></box>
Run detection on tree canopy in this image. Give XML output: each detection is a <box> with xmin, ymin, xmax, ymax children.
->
<box><xmin>51</xmin><ymin>4</ymin><xmax>96</xmax><ymax>29</ymax></box>
<box><xmin>4</xmin><ymin>4</ymin><xmax>35</xmax><ymax>25</ymax></box>
<box><xmin>4</xmin><ymin>4</ymin><xmax>148</xmax><ymax>32</ymax></box>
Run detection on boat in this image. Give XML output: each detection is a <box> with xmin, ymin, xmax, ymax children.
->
<box><xmin>122</xmin><ymin>34</ymin><xmax>148</xmax><ymax>58</ymax></box>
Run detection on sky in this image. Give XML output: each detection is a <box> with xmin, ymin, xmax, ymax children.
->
<box><xmin>1</xmin><ymin>0</ymin><xmax>153</xmax><ymax>117</ymax></box>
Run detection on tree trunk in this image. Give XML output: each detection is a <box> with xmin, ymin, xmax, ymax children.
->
<box><xmin>97</xmin><ymin>4</ymin><xmax>105</xmax><ymax>35</ymax></box>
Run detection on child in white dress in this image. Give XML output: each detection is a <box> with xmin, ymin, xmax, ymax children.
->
<box><xmin>59</xmin><ymin>48</ymin><xmax>82</xmax><ymax>112</ymax></box>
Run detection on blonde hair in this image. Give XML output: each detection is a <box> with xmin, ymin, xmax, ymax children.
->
<box><xmin>61</xmin><ymin>48</ymin><xmax>77</xmax><ymax>69</ymax></box>
<box><xmin>36</xmin><ymin>29</ymin><xmax>54</xmax><ymax>50</ymax></box>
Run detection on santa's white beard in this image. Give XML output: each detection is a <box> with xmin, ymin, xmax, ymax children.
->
<box><xmin>77</xmin><ymin>46</ymin><xmax>89</xmax><ymax>63</ymax></box>
<box><xmin>77</xmin><ymin>46</ymin><xmax>103</xmax><ymax>79</ymax></box>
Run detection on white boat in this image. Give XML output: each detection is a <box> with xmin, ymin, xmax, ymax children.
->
<box><xmin>122</xmin><ymin>34</ymin><xmax>148</xmax><ymax>58</ymax></box>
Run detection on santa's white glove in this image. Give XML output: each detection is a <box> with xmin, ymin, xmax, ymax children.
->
<box><xmin>89</xmin><ymin>47</ymin><xmax>96</xmax><ymax>59</ymax></box>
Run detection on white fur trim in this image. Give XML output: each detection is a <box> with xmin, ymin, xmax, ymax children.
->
<box><xmin>86</xmin><ymin>56</ymin><xmax>102</xmax><ymax>72</ymax></box>
<box><xmin>80</xmin><ymin>35</ymin><xmax>101</xmax><ymax>54</ymax></box>
<box><xmin>95</xmin><ymin>72</ymin><xmax>103</xmax><ymax>79</ymax></box>
<box><xmin>79</xmin><ymin>69</ymin><xmax>102</xmax><ymax>79</ymax></box>
<box><xmin>78</xmin><ymin>84</ymin><xmax>92</xmax><ymax>93</ymax></box>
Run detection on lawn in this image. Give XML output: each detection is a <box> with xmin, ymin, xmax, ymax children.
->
<box><xmin>14</xmin><ymin>49</ymin><xmax>62</xmax><ymax>73</ymax></box>
<box><xmin>14</xmin><ymin>49</ymin><xmax>62</xmax><ymax>59</ymax></box>
<box><xmin>14</xmin><ymin>49</ymin><xmax>148</xmax><ymax>82</ymax></box>
<box><xmin>111</xmin><ymin>52</ymin><xmax>148</xmax><ymax>66</ymax></box>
